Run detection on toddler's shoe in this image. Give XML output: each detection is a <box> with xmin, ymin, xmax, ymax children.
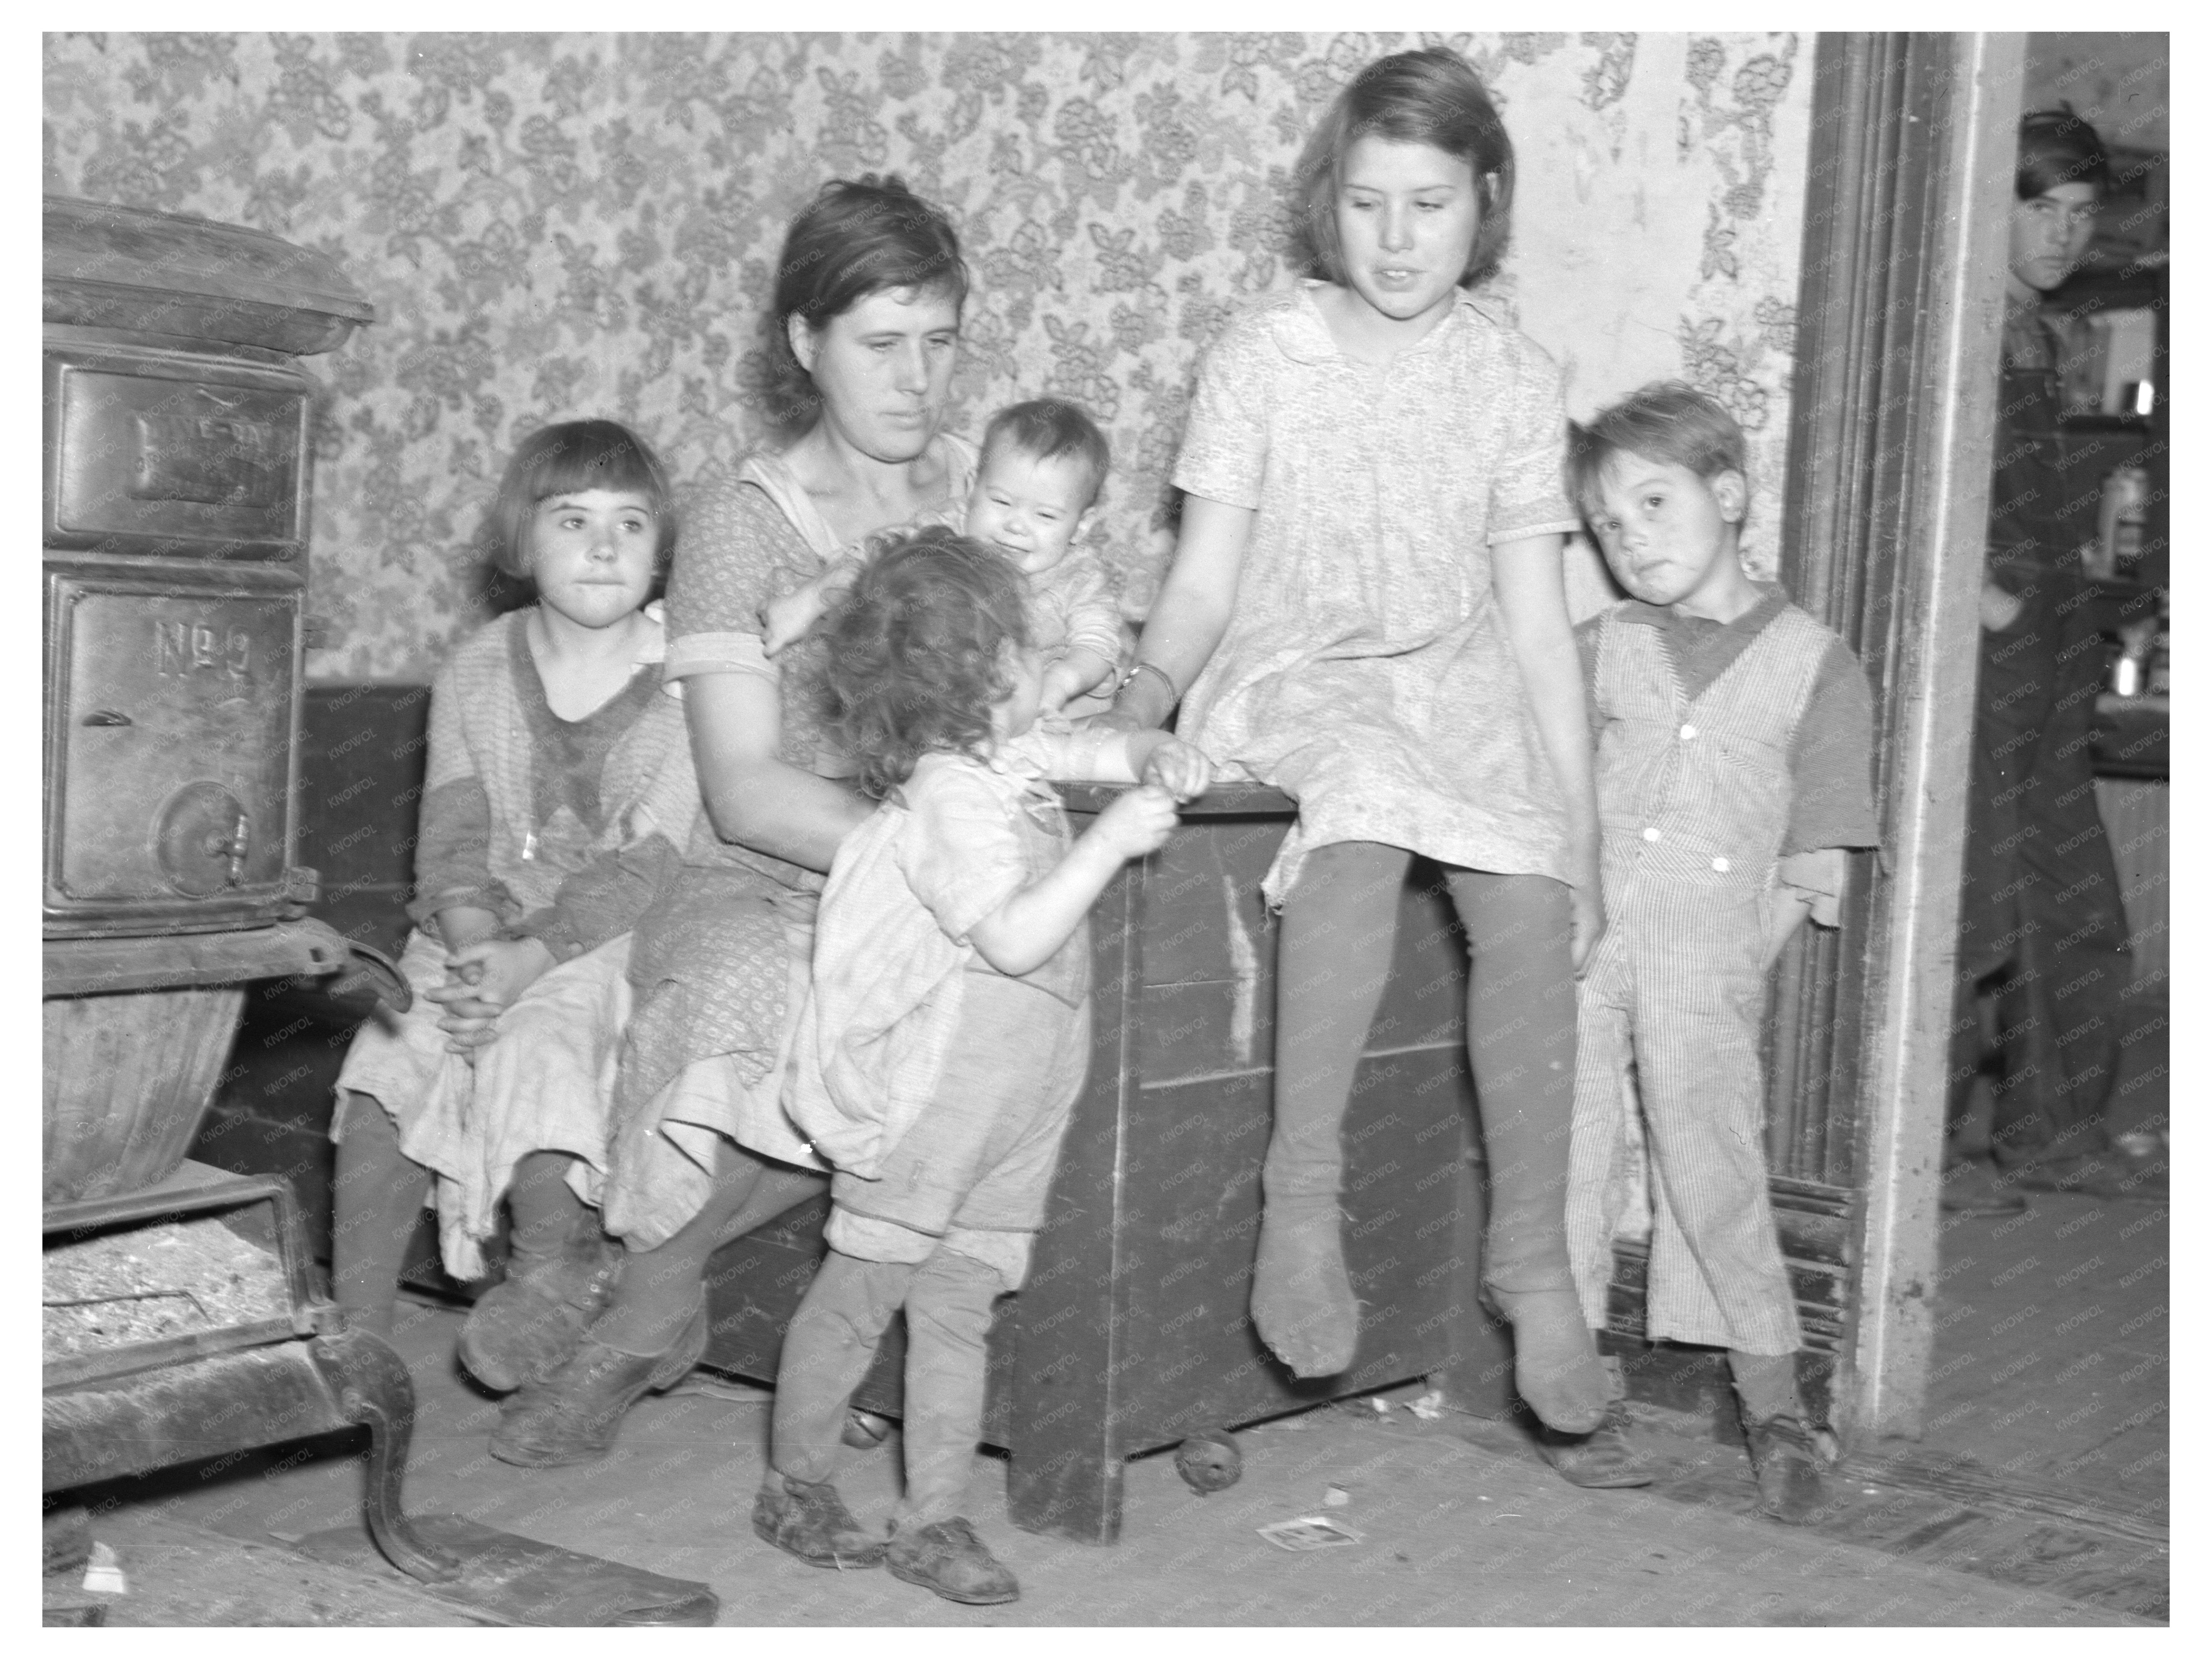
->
<box><xmin>753</xmin><ymin>1476</ymin><xmax>887</xmax><ymax>1570</ymax></box>
<box><xmin>1538</xmin><ymin>1400</ymin><xmax>1655</xmax><ymax>1489</ymax></box>
<box><xmin>1741</xmin><ymin>1412</ymin><xmax>1828</xmax><ymax>1525</ymax></box>
<box><xmin>885</xmin><ymin>1517</ymin><xmax>1019</xmax><ymax>1605</ymax></box>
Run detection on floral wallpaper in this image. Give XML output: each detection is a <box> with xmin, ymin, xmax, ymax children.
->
<box><xmin>44</xmin><ymin>32</ymin><xmax>1812</xmax><ymax>681</ymax></box>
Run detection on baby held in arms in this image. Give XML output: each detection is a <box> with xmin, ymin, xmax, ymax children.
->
<box><xmin>762</xmin><ymin>398</ymin><xmax>1127</xmax><ymax>716</ymax></box>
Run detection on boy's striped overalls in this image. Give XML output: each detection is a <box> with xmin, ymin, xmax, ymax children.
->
<box><xmin>1565</xmin><ymin>602</ymin><xmax>1835</xmax><ymax>1356</ymax></box>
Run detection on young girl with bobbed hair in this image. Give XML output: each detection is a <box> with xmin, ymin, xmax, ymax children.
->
<box><xmin>332</xmin><ymin>419</ymin><xmax>700</xmax><ymax>1392</ymax></box>
<box><xmin>1101</xmin><ymin>48</ymin><xmax>1612</xmax><ymax>1434</ymax></box>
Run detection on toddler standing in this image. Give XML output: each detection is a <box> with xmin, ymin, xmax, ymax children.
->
<box><xmin>763</xmin><ymin>398</ymin><xmax>1126</xmax><ymax>715</ymax></box>
<box><xmin>1556</xmin><ymin>383</ymin><xmax>1881</xmax><ymax>1521</ymax></box>
<box><xmin>753</xmin><ymin>527</ymin><xmax>1210</xmax><ymax>1604</ymax></box>
<box><xmin>331</xmin><ymin>419</ymin><xmax>700</xmax><ymax>1395</ymax></box>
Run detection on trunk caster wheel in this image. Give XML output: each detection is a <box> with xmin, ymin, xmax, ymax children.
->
<box><xmin>1174</xmin><ymin>1427</ymin><xmax>1242</xmax><ymax>1494</ymax></box>
<box><xmin>841</xmin><ymin>1409</ymin><xmax>895</xmax><ymax>1450</ymax></box>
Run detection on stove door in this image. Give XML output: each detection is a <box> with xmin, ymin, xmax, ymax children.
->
<box><xmin>45</xmin><ymin>563</ymin><xmax>305</xmax><ymax>933</ymax></box>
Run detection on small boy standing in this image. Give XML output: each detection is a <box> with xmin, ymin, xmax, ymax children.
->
<box><xmin>763</xmin><ymin>397</ymin><xmax>1127</xmax><ymax>716</ymax></box>
<box><xmin>1555</xmin><ymin>382</ymin><xmax>1881</xmax><ymax>1523</ymax></box>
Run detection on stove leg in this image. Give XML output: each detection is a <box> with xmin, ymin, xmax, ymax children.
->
<box><xmin>309</xmin><ymin>1329</ymin><xmax>461</xmax><ymax>1583</ymax></box>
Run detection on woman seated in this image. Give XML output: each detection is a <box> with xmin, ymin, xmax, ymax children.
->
<box><xmin>487</xmin><ymin>174</ymin><xmax>984</xmax><ymax>1467</ymax></box>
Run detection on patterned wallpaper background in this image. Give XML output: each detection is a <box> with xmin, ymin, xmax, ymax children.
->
<box><xmin>44</xmin><ymin>32</ymin><xmax>1813</xmax><ymax>681</ymax></box>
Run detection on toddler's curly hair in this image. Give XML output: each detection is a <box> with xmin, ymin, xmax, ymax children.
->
<box><xmin>822</xmin><ymin>525</ymin><xmax>1033</xmax><ymax>800</ymax></box>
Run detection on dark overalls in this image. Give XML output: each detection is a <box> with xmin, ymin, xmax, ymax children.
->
<box><xmin>1949</xmin><ymin>303</ymin><xmax>2131</xmax><ymax>1164</ymax></box>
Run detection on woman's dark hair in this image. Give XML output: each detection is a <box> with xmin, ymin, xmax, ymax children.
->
<box><xmin>2018</xmin><ymin>107</ymin><xmax>2111</xmax><ymax>199</ymax></box>
<box><xmin>488</xmin><ymin>418</ymin><xmax>676</xmax><ymax>580</ymax></box>
<box><xmin>761</xmin><ymin>174</ymin><xmax>969</xmax><ymax>428</ymax></box>
<box><xmin>1290</xmin><ymin>48</ymin><xmax>1516</xmax><ymax>289</ymax></box>
<box><xmin>822</xmin><ymin>526</ymin><xmax>1032</xmax><ymax>800</ymax></box>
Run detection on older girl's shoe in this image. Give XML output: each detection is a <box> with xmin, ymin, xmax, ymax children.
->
<box><xmin>488</xmin><ymin>1297</ymin><xmax>707</xmax><ymax>1468</ymax></box>
<box><xmin>885</xmin><ymin>1517</ymin><xmax>1018</xmax><ymax>1605</ymax></box>
<box><xmin>1480</xmin><ymin>1284</ymin><xmax>1611</xmax><ymax>1434</ymax></box>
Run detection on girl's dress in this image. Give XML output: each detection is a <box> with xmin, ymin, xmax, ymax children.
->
<box><xmin>333</xmin><ymin>606</ymin><xmax>699</xmax><ymax>1278</ymax></box>
<box><xmin>1171</xmin><ymin>280</ymin><xmax>1584</xmax><ymax>900</ymax></box>
<box><xmin>602</xmin><ymin>434</ymin><xmax>980</xmax><ymax>1249</ymax></box>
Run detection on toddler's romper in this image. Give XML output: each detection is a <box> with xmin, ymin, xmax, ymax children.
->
<box><xmin>772</xmin><ymin>724</ymin><xmax>1104</xmax><ymax>1524</ymax></box>
<box><xmin>1564</xmin><ymin>589</ymin><xmax>1878</xmax><ymax>1353</ymax></box>
<box><xmin>787</xmin><ymin>722</ymin><xmax>1106</xmax><ymax>1293</ymax></box>
<box><xmin>334</xmin><ymin>607</ymin><xmax>699</xmax><ymax>1278</ymax></box>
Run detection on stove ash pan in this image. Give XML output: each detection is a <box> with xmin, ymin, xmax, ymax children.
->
<box><xmin>42</xmin><ymin>1167</ymin><xmax>326</xmax><ymax>1394</ymax></box>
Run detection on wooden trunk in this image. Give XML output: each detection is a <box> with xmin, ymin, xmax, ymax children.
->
<box><xmin>697</xmin><ymin>783</ymin><xmax>1517</xmax><ymax>1543</ymax></box>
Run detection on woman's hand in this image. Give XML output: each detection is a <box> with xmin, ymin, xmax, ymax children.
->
<box><xmin>423</xmin><ymin>936</ymin><xmax>555</xmax><ymax>1051</ymax></box>
<box><xmin>759</xmin><ymin>586</ymin><xmax>823</xmax><ymax>658</ymax></box>
<box><xmin>1139</xmin><ymin>736</ymin><xmax>1214</xmax><ymax>803</ymax></box>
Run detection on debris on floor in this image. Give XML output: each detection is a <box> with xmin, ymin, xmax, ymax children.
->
<box><xmin>82</xmin><ymin>1541</ymin><xmax>127</xmax><ymax>1595</ymax></box>
<box><xmin>1256</xmin><ymin>1516</ymin><xmax>1361</xmax><ymax>1552</ymax></box>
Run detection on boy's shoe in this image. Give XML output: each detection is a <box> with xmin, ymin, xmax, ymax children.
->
<box><xmin>1742</xmin><ymin>1413</ymin><xmax>1828</xmax><ymax>1525</ymax></box>
<box><xmin>1538</xmin><ymin>1400</ymin><xmax>1655</xmax><ymax>1489</ymax></box>
<box><xmin>885</xmin><ymin>1517</ymin><xmax>1019</xmax><ymax>1605</ymax></box>
<box><xmin>752</xmin><ymin>1477</ymin><xmax>887</xmax><ymax>1570</ymax></box>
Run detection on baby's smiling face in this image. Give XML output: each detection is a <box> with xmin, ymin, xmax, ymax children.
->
<box><xmin>964</xmin><ymin>444</ymin><xmax>1098</xmax><ymax>578</ymax></box>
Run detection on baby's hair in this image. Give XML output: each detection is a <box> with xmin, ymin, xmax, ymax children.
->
<box><xmin>822</xmin><ymin>526</ymin><xmax>1033</xmax><ymax>800</ymax></box>
<box><xmin>764</xmin><ymin>174</ymin><xmax>969</xmax><ymax>429</ymax></box>
<box><xmin>2017</xmin><ymin>107</ymin><xmax>2111</xmax><ymax>200</ymax></box>
<box><xmin>1565</xmin><ymin>381</ymin><xmax>1746</xmax><ymax>522</ymax></box>
<box><xmin>489</xmin><ymin>418</ymin><xmax>675</xmax><ymax>580</ymax></box>
<box><xmin>1291</xmin><ymin>48</ymin><xmax>1516</xmax><ymax>290</ymax></box>
<box><xmin>982</xmin><ymin>398</ymin><xmax>1112</xmax><ymax>510</ymax></box>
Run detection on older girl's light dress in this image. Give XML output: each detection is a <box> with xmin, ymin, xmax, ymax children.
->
<box><xmin>1171</xmin><ymin>281</ymin><xmax>1584</xmax><ymax>902</ymax></box>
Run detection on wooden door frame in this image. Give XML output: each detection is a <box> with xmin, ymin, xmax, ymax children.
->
<box><xmin>1773</xmin><ymin>31</ymin><xmax>2026</xmax><ymax>1444</ymax></box>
